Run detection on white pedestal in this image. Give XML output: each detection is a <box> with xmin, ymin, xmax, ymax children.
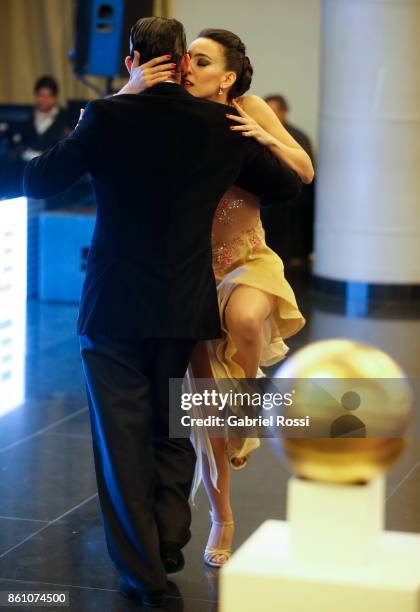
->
<box><xmin>220</xmin><ymin>476</ymin><xmax>420</xmax><ymax>612</ymax></box>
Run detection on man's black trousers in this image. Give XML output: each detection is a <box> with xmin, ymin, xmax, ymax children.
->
<box><xmin>79</xmin><ymin>334</ymin><xmax>197</xmax><ymax>592</ymax></box>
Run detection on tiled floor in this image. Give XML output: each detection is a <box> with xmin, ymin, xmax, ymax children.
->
<box><xmin>0</xmin><ymin>269</ymin><xmax>419</xmax><ymax>610</ymax></box>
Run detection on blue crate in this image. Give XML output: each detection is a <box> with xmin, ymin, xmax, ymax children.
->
<box><xmin>39</xmin><ymin>211</ymin><xmax>95</xmax><ymax>302</ymax></box>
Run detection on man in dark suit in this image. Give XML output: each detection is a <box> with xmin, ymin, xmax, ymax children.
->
<box><xmin>23</xmin><ymin>17</ymin><xmax>301</xmax><ymax>608</ymax></box>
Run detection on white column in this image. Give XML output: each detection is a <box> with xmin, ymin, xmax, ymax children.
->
<box><xmin>314</xmin><ymin>0</ymin><xmax>420</xmax><ymax>284</ymax></box>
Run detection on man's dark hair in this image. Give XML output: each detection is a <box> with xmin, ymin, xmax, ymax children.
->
<box><xmin>130</xmin><ymin>16</ymin><xmax>186</xmax><ymax>69</ymax></box>
<box><xmin>264</xmin><ymin>94</ymin><xmax>289</xmax><ymax>112</ymax></box>
<box><xmin>34</xmin><ymin>75</ymin><xmax>59</xmax><ymax>96</ymax></box>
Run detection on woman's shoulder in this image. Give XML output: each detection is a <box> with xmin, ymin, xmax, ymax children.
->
<box><xmin>236</xmin><ymin>95</ymin><xmax>279</xmax><ymax>130</ymax></box>
<box><xmin>236</xmin><ymin>95</ymin><xmax>267</xmax><ymax>113</ymax></box>
<box><xmin>235</xmin><ymin>95</ymin><xmax>273</xmax><ymax>125</ymax></box>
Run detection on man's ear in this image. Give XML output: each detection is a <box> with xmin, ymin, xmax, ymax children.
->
<box><xmin>125</xmin><ymin>50</ymin><xmax>141</xmax><ymax>75</ymax></box>
<box><xmin>180</xmin><ymin>53</ymin><xmax>191</xmax><ymax>76</ymax></box>
<box><xmin>125</xmin><ymin>56</ymin><xmax>133</xmax><ymax>75</ymax></box>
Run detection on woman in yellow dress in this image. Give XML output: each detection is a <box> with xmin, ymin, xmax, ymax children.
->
<box><xmin>120</xmin><ymin>28</ymin><xmax>313</xmax><ymax>568</ymax></box>
<box><xmin>183</xmin><ymin>29</ymin><xmax>312</xmax><ymax>568</ymax></box>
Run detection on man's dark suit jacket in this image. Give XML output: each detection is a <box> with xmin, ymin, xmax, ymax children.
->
<box><xmin>23</xmin><ymin>83</ymin><xmax>301</xmax><ymax>339</ymax></box>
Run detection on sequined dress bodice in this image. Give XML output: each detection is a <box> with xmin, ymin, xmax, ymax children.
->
<box><xmin>211</xmin><ymin>186</ymin><xmax>263</xmax><ymax>278</ymax></box>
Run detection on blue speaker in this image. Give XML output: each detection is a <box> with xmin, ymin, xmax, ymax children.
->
<box><xmin>71</xmin><ymin>0</ymin><xmax>154</xmax><ymax>78</ymax></box>
<box><xmin>72</xmin><ymin>0</ymin><xmax>124</xmax><ymax>77</ymax></box>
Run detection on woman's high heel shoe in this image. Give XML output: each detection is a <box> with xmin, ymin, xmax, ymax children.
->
<box><xmin>228</xmin><ymin>452</ymin><xmax>250</xmax><ymax>470</ymax></box>
<box><xmin>204</xmin><ymin>511</ymin><xmax>234</xmax><ymax>568</ymax></box>
<box><xmin>227</xmin><ymin>437</ymin><xmax>259</xmax><ymax>470</ymax></box>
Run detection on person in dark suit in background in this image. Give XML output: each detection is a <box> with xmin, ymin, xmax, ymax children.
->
<box><xmin>265</xmin><ymin>95</ymin><xmax>314</xmax><ymax>160</ymax></box>
<box><xmin>0</xmin><ymin>77</ymin><xmax>70</xmax><ymax>200</ymax></box>
<box><xmin>262</xmin><ymin>94</ymin><xmax>315</xmax><ymax>267</ymax></box>
<box><xmin>23</xmin><ymin>17</ymin><xmax>301</xmax><ymax>608</ymax></box>
<box><xmin>18</xmin><ymin>76</ymin><xmax>75</xmax><ymax>209</ymax></box>
<box><xmin>20</xmin><ymin>76</ymin><xmax>70</xmax><ymax>160</ymax></box>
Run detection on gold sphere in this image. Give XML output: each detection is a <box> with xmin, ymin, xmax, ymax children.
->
<box><xmin>275</xmin><ymin>339</ymin><xmax>412</xmax><ymax>483</ymax></box>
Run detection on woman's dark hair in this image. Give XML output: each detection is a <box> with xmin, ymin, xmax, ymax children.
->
<box><xmin>197</xmin><ymin>28</ymin><xmax>253</xmax><ymax>99</ymax></box>
<box><xmin>130</xmin><ymin>16</ymin><xmax>186</xmax><ymax>69</ymax></box>
<box><xmin>34</xmin><ymin>75</ymin><xmax>59</xmax><ymax>96</ymax></box>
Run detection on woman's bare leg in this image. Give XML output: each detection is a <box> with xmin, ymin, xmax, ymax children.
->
<box><xmin>224</xmin><ymin>285</ymin><xmax>276</xmax><ymax>466</ymax></box>
<box><xmin>190</xmin><ymin>342</ymin><xmax>232</xmax><ymax>519</ymax></box>
<box><xmin>190</xmin><ymin>343</ymin><xmax>233</xmax><ymax>563</ymax></box>
<box><xmin>190</xmin><ymin>286</ymin><xmax>276</xmax><ymax>561</ymax></box>
<box><xmin>224</xmin><ymin>285</ymin><xmax>276</xmax><ymax>378</ymax></box>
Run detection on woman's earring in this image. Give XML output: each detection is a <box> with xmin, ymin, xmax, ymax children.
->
<box><xmin>218</xmin><ymin>87</ymin><xmax>223</xmax><ymax>96</ymax></box>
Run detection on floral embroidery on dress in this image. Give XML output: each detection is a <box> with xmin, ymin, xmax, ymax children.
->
<box><xmin>214</xmin><ymin>198</ymin><xmax>245</xmax><ymax>225</ymax></box>
<box><xmin>249</xmin><ymin>230</ymin><xmax>262</xmax><ymax>249</ymax></box>
<box><xmin>212</xmin><ymin>235</ymin><xmax>245</xmax><ymax>272</ymax></box>
<box><xmin>212</xmin><ymin>225</ymin><xmax>263</xmax><ymax>276</ymax></box>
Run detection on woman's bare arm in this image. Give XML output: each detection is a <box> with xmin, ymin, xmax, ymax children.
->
<box><xmin>233</xmin><ymin>95</ymin><xmax>315</xmax><ymax>184</ymax></box>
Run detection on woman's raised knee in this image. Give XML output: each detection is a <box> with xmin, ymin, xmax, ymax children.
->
<box><xmin>228</xmin><ymin>311</ymin><xmax>261</xmax><ymax>342</ymax></box>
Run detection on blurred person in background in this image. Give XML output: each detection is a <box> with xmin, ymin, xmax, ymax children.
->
<box><xmin>263</xmin><ymin>94</ymin><xmax>315</xmax><ymax>267</ymax></box>
<box><xmin>20</xmin><ymin>75</ymin><xmax>70</xmax><ymax>161</ymax></box>
<box><xmin>20</xmin><ymin>76</ymin><xmax>93</xmax><ymax>210</ymax></box>
<box><xmin>0</xmin><ymin>76</ymin><xmax>69</xmax><ymax>199</ymax></box>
